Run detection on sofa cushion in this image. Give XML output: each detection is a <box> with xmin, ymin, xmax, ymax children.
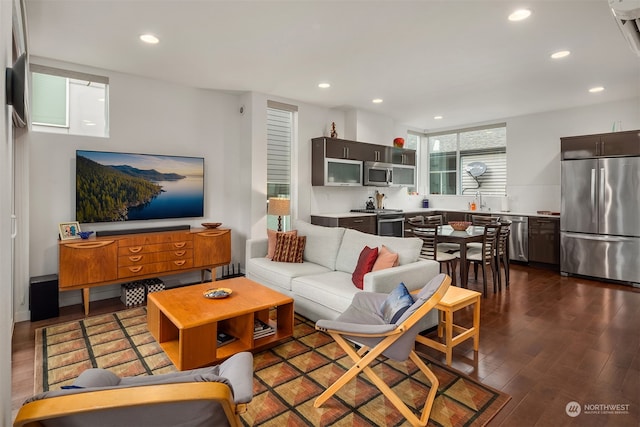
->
<box><xmin>267</xmin><ymin>229</ymin><xmax>297</xmax><ymax>259</ymax></box>
<box><xmin>292</xmin><ymin>271</ymin><xmax>360</xmax><ymax>315</ymax></box>
<box><xmin>246</xmin><ymin>257</ymin><xmax>331</xmax><ymax>293</ymax></box>
<box><xmin>351</xmin><ymin>246</ymin><xmax>378</xmax><ymax>289</ymax></box>
<box><xmin>294</xmin><ymin>220</ymin><xmax>346</xmax><ymax>270</ymax></box>
<box><xmin>335</xmin><ymin>229</ymin><xmax>423</xmax><ymax>274</ymax></box>
<box><xmin>372</xmin><ymin>245</ymin><xmax>399</xmax><ymax>271</ymax></box>
<box><xmin>272</xmin><ymin>233</ymin><xmax>306</xmax><ymax>263</ymax></box>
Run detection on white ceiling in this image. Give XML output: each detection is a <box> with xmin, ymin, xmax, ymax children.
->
<box><xmin>24</xmin><ymin>0</ymin><xmax>640</xmax><ymax>130</ymax></box>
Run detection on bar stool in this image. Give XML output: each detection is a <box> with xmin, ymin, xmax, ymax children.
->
<box><xmin>416</xmin><ymin>286</ymin><xmax>482</xmax><ymax>366</ymax></box>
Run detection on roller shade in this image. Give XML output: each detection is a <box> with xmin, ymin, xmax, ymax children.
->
<box><xmin>461</xmin><ymin>151</ymin><xmax>506</xmax><ymax>195</ymax></box>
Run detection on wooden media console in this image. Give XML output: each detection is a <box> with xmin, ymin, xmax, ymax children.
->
<box><xmin>58</xmin><ymin>228</ymin><xmax>231</xmax><ymax>315</ymax></box>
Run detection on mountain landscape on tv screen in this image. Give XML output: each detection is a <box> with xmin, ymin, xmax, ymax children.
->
<box><xmin>76</xmin><ymin>153</ymin><xmax>203</xmax><ymax>223</ymax></box>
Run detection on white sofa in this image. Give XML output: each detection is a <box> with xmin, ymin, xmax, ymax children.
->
<box><xmin>246</xmin><ymin>220</ymin><xmax>440</xmax><ymax>322</ymax></box>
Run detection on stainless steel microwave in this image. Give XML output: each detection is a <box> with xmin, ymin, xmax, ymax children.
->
<box><xmin>364</xmin><ymin>161</ymin><xmax>392</xmax><ymax>186</ymax></box>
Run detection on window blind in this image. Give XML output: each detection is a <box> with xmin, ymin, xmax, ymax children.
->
<box><xmin>267</xmin><ymin>107</ymin><xmax>292</xmax><ymax>193</ymax></box>
<box><xmin>461</xmin><ymin>152</ymin><xmax>507</xmax><ymax>195</ymax></box>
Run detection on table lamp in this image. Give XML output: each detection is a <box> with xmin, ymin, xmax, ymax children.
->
<box><xmin>268</xmin><ymin>197</ymin><xmax>290</xmax><ymax>231</ymax></box>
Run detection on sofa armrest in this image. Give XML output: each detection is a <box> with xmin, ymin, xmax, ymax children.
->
<box><xmin>363</xmin><ymin>259</ymin><xmax>440</xmax><ymax>293</ymax></box>
<box><xmin>246</xmin><ymin>238</ymin><xmax>268</xmax><ymax>259</ymax></box>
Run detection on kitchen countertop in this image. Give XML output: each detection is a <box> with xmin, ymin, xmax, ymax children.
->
<box><xmin>312</xmin><ymin>209</ymin><xmax>560</xmax><ymax>219</ymax></box>
<box><xmin>400</xmin><ymin>208</ymin><xmax>561</xmax><ymax>218</ymax></box>
<box><xmin>311</xmin><ymin>212</ymin><xmax>378</xmax><ymax>218</ymax></box>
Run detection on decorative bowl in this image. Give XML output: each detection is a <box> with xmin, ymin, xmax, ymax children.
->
<box><xmin>78</xmin><ymin>231</ymin><xmax>94</xmax><ymax>239</ymax></box>
<box><xmin>203</xmin><ymin>288</ymin><xmax>232</xmax><ymax>299</ymax></box>
<box><xmin>448</xmin><ymin>221</ymin><xmax>472</xmax><ymax>231</ymax></box>
<box><xmin>202</xmin><ymin>222</ymin><xmax>222</xmax><ymax>229</ymax></box>
<box><xmin>393</xmin><ymin>137</ymin><xmax>405</xmax><ymax>148</ymax></box>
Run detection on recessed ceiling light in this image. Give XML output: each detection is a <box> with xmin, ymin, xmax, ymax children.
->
<box><xmin>372</xmin><ymin>98</ymin><xmax>383</xmax><ymax>104</ymax></box>
<box><xmin>140</xmin><ymin>34</ymin><xmax>159</xmax><ymax>44</ymax></box>
<box><xmin>434</xmin><ymin>115</ymin><xmax>443</xmax><ymax>120</ymax></box>
<box><xmin>551</xmin><ymin>50</ymin><xmax>571</xmax><ymax>59</ymax></box>
<box><xmin>589</xmin><ymin>86</ymin><xmax>605</xmax><ymax>93</ymax></box>
<box><xmin>508</xmin><ymin>9</ymin><xmax>531</xmax><ymax>21</ymax></box>
<box><xmin>318</xmin><ymin>83</ymin><xmax>330</xmax><ymax>89</ymax></box>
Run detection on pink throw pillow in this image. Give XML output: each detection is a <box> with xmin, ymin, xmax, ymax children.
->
<box><xmin>352</xmin><ymin>246</ymin><xmax>379</xmax><ymax>290</ymax></box>
<box><xmin>372</xmin><ymin>245</ymin><xmax>399</xmax><ymax>271</ymax></box>
<box><xmin>267</xmin><ymin>229</ymin><xmax>297</xmax><ymax>259</ymax></box>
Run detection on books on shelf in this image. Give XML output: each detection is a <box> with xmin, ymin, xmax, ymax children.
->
<box><xmin>254</xmin><ymin>318</ymin><xmax>275</xmax><ymax>339</ymax></box>
<box><xmin>216</xmin><ymin>332</ymin><xmax>236</xmax><ymax>347</ymax></box>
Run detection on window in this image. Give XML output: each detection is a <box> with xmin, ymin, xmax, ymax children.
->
<box><xmin>425</xmin><ymin>124</ymin><xmax>506</xmax><ymax>196</ymax></box>
<box><xmin>30</xmin><ymin>64</ymin><xmax>109</xmax><ymax>137</ymax></box>
<box><xmin>267</xmin><ymin>101</ymin><xmax>297</xmax><ymax>230</ymax></box>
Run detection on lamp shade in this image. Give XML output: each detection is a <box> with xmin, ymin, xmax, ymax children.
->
<box><xmin>268</xmin><ymin>197</ymin><xmax>290</xmax><ymax>216</ymax></box>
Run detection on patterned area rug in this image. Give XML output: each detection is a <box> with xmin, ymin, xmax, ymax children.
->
<box><xmin>34</xmin><ymin>308</ymin><xmax>510</xmax><ymax>426</ymax></box>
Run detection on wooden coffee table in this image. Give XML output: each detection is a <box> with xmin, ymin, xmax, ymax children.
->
<box><xmin>147</xmin><ymin>277</ymin><xmax>294</xmax><ymax>370</ymax></box>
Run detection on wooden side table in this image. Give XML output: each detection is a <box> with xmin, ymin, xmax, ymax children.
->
<box><xmin>416</xmin><ymin>286</ymin><xmax>481</xmax><ymax>366</ymax></box>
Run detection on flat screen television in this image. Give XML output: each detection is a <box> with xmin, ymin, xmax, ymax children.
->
<box><xmin>76</xmin><ymin>150</ymin><xmax>204</xmax><ymax>223</ymax></box>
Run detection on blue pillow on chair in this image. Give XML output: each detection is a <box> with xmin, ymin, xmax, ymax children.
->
<box><xmin>380</xmin><ymin>282</ymin><xmax>414</xmax><ymax>324</ymax></box>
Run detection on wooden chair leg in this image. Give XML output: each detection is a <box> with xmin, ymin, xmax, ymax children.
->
<box><xmin>315</xmin><ymin>336</ymin><xmax>438</xmax><ymax>427</ymax></box>
<box><xmin>315</xmin><ymin>332</ymin><xmax>398</xmax><ymax>408</ymax></box>
<box><xmin>450</xmin><ymin>260</ymin><xmax>457</xmax><ymax>286</ymax></box>
<box><xmin>504</xmin><ymin>255</ymin><xmax>510</xmax><ymax>288</ymax></box>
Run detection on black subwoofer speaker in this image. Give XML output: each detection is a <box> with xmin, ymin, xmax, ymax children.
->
<box><xmin>29</xmin><ymin>274</ymin><xmax>59</xmax><ymax>321</ymax></box>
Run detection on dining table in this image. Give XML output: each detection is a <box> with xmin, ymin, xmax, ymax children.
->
<box><xmin>437</xmin><ymin>225</ymin><xmax>485</xmax><ymax>288</ymax></box>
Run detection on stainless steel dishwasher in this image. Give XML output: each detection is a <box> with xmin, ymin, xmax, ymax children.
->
<box><xmin>500</xmin><ymin>215</ymin><xmax>528</xmax><ymax>262</ymax></box>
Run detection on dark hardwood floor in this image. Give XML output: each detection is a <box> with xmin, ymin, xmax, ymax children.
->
<box><xmin>11</xmin><ymin>264</ymin><xmax>640</xmax><ymax>426</ymax></box>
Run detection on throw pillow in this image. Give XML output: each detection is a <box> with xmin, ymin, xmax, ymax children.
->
<box><xmin>351</xmin><ymin>246</ymin><xmax>379</xmax><ymax>289</ymax></box>
<box><xmin>380</xmin><ymin>282</ymin><xmax>414</xmax><ymax>324</ymax></box>
<box><xmin>272</xmin><ymin>233</ymin><xmax>306</xmax><ymax>263</ymax></box>
<box><xmin>266</xmin><ymin>229</ymin><xmax>297</xmax><ymax>259</ymax></box>
<box><xmin>372</xmin><ymin>245</ymin><xmax>399</xmax><ymax>271</ymax></box>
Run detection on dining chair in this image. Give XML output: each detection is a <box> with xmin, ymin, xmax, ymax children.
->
<box><xmin>496</xmin><ymin>220</ymin><xmax>511</xmax><ymax>290</ymax></box>
<box><xmin>457</xmin><ymin>224</ymin><xmax>500</xmax><ymax>296</ymax></box>
<box><xmin>470</xmin><ymin>215</ymin><xmax>499</xmax><ymax>226</ymax></box>
<box><xmin>424</xmin><ymin>214</ymin><xmax>458</xmax><ymax>253</ymax></box>
<box><xmin>424</xmin><ymin>214</ymin><xmax>443</xmax><ymax>225</ymax></box>
<box><xmin>468</xmin><ymin>215</ymin><xmax>499</xmax><ymax>246</ymax></box>
<box><xmin>406</xmin><ymin>215</ymin><xmax>425</xmax><ymax>239</ymax></box>
<box><xmin>412</xmin><ymin>225</ymin><xmax>458</xmax><ymax>286</ymax></box>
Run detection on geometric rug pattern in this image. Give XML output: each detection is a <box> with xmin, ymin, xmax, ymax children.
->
<box><xmin>35</xmin><ymin>308</ymin><xmax>510</xmax><ymax>426</ymax></box>
<box><xmin>34</xmin><ymin>307</ymin><xmax>175</xmax><ymax>393</ymax></box>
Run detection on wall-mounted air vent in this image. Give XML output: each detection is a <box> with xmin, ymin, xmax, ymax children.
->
<box><xmin>609</xmin><ymin>0</ymin><xmax>640</xmax><ymax>56</ymax></box>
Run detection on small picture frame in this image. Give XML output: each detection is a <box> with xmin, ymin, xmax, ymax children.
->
<box><xmin>59</xmin><ymin>222</ymin><xmax>81</xmax><ymax>240</ymax></box>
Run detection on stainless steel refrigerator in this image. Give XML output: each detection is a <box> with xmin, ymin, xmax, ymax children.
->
<box><xmin>560</xmin><ymin>155</ymin><xmax>640</xmax><ymax>285</ymax></box>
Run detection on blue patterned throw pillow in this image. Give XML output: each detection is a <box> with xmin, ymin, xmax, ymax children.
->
<box><xmin>380</xmin><ymin>282</ymin><xmax>414</xmax><ymax>324</ymax></box>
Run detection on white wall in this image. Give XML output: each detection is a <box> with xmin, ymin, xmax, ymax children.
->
<box><xmin>1</xmin><ymin>0</ymin><xmax>12</xmax><ymax>421</ymax></box>
<box><xmin>18</xmin><ymin>57</ymin><xmax>245</xmax><ymax>320</ymax></box>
